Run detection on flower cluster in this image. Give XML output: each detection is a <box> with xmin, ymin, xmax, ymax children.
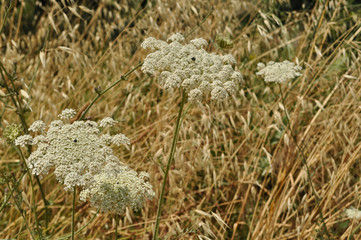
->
<box><xmin>15</xmin><ymin>109</ymin><xmax>154</xmax><ymax>213</ymax></box>
<box><xmin>345</xmin><ymin>207</ymin><xmax>361</xmax><ymax>220</ymax></box>
<box><xmin>141</xmin><ymin>33</ymin><xmax>243</xmax><ymax>102</ymax></box>
<box><xmin>256</xmin><ymin>60</ymin><xmax>302</xmax><ymax>83</ymax></box>
<box><xmin>3</xmin><ymin>123</ymin><xmax>22</xmax><ymax>144</ymax></box>
<box><xmin>79</xmin><ymin>167</ymin><xmax>154</xmax><ymax>213</ymax></box>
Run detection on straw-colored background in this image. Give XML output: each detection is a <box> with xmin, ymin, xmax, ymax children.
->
<box><xmin>1</xmin><ymin>0</ymin><xmax>360</xmax><ymax>239</ymax></box>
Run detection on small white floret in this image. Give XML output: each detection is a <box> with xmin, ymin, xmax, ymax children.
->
<box><xmin>58</xmin><ymin>108</ymin><xmax>76</xmax><ymax>120</ymax></box>
<box><xmin>99</xmin><ymin>117</ymin><xmax>118</xmax><ymax>127</ymax></box>
<box><xmin>29</xmin><ymin>120</ymin><xmax>46</xmax><ymax>132</ymax></box>
<box><xmin>256</xmin><ymin>60</ymin><xmax>302</xmax><ymax>83</ymax></box>
<box><xmin>345</xmin><ymin>207</ymin><xmax>361</xmax><ymax>220</ymax></box>
<box><xmin>15</xmin><ymin>135</ymin><xmax>33</xmax><ymax>147</ymax></box>
<box><xmin>167</xmin><ymin>33</ymin><xmax>185</xmax><ymax>43</ymax></box>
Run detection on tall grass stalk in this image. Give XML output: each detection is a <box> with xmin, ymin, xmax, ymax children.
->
<box><xmin>279</xmin><ymin>85</ymin><xmax>331</xmax><ymax>239</ymax></box>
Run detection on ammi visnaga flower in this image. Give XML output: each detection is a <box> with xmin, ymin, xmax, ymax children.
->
<box><xmin>141</xmin><ymin>33</ymin><xmax>243</xmax><ymax>102</ymax></box>
<box><xmin>15</xmin><ymin>109</ymin><xmax>154</xmax><ymax>213</ymax></box>
<box><xmin>256</xmin><ymin>60</ymin><xmax>302</xmax><ymax>83</ymax></box>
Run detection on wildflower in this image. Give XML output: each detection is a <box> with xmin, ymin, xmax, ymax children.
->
<box><xmin>345</xmin><ymin>207</ymin><xmax>361</xmax><ymax>220</ymax></box>
<box><xmin>215</xmin><ymin>35</ymin><xmax>234</xmax><ymax>49</ymax></box>
<box><xmin>99</xmin><ymin>117</ymin><xmax>118</xmax><ymax>127</ymax></box>
<box><xmin>141</xmin><ymin>33</ymin><xmax>243</xmax><ymax>102</ymax></box>
<box><xmin>15</xmin><ymin>114</ymin><xmax>130</xmax><ymax>190</ymax></box>
<box><xmin>3</xmin><ymin>124</ymin><xmax>22</xmax><ymax>144</ymax></box>
<box><xmin>14</xmin><ymin>111</ymin><xmax>154</xmax><ymax>213</ymax></box>
<box><xmin>58</xmin><ymin>108</ymin><xmax>77</xmax><ymax>120</ymax></box>
<box><xmin>111</xmin><ymin>133</ymin><xmax>130</xmax><ymax>146</ymax></box>
<box><xmin>79</xmin><ymin>165</ymin><xmax>155</xmax><ymax>214</ymax></box>
<box><xmin>256</xmin><ymin>60</ymin><xmax>302</xmax><ymax>83</ymax></box>
<box><xmin>29</xmin><ymin>120</ymin><xmax>46</xmax><ymax>132</ymax></box>
<box><xmin>167</xmin><ymin>33</ymin><xmax>185</xmax><ymax>42</ymax></box>
<box><xmin>14</xmin><ymin>135</ymin><xmax>33</xmax><ymax>147</ymax></box>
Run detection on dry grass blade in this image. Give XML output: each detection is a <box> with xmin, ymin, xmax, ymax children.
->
<box><xmin>0</xmin><ymin>0</ymin><xmax>360</xmax><ymax>239</ymax></box>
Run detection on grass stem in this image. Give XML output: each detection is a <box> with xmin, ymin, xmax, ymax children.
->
<box><xmin>279</xmin><ymin>85</ymin><xmax>331</xmax><ymax>239</ymax></box>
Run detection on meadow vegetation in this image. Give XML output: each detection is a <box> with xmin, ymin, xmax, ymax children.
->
<box><xmin>0</xmin><ymin>0</ymin><xmax>361</xmax><ymax>239</ymax></box>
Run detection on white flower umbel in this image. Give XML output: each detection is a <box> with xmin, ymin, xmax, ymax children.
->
<box><xmin>58</xmin><ymin>108</ymin><xmax>77</xmax><ymax>120</ymax></box>
<box><xmin>345</xmin><ymin>207</ymin><xmax>361</xmax><ymax>220</ymax></box>
<box><xmin>29</xmin><ymin>120</ymin><xmax>46</xmax><ymax>132</ymax></box>
<box><xmin>141</xmin><ymin>33</ymin><xmax>243</xmax><ymax>102</ymax></box>
<box><xmin>256</xmin><ymin>60</ymin><xmax>302</xmax><ymax>83</ymax></box>
<box><xmin>79</xmin><ymin>165</ymin><xmax>155</xmax><ymax>214</ymax></box>
<box><xmin>99</xmin><ymin>117</ymin><xmax>118</xmax><ymax>127</ymax></box>
<box><xmin>15</xmin><ymin>113</ymin><xmax>154</xmax><ymax>213</ymax></box>
<box><xmin>15</xmin><ymin>115</ymin><xmax>129</xmax><ymax>190</ymax></box>
<box><xmin>15</xmin><ymin>135</ymin><xmax>33</xmax><ymax>147</ymax></box>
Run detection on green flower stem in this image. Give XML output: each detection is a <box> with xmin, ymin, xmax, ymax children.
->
<box><xmin>115</xmin><ymin>214</ymin><xmax>119</xmax><ymax>240</ymax></box>
<box><xmin>278</xmin><ymin>85</ymin><xmax>331</xmax><ymax>239</ymax></box>
<box><xmin>0</xmin><ymin>172</ymin><xmax>25</xmax><ymax>213</ymax></box>
<box><xmin>184</xmin><ymin>8</ymin><xmax>213</xmax><ymax>38</ymax></box>
<box><xmin>5</xmin><ymin>178</ymin><xmax>36</xmax><ymax>240</ymax></box>
<box><xmin>55</xmin><ymin>208</ymin><xmax>100</xmax><ymax>240</ymax></box>
<box><xmin>1</xmin><ymin>62</ymin><xmax>49</xmax><ymax>193</ymax></box>
<box><xmin>79</xmin><ymin>62</ymin><xmax>143</xmax><ymax>120</ymax></box>
<box><xmin>348</xmin><ymin>221</ymin><xmax>361</xmax><ymax>240</ymax></box>
<box><xmin>0</xmin><ymin>62</ymin><xmax>49</xmax><ymax>230</ymax></box>
<box><xmin>16</xmin><ymin>147</ymin><xmax>43</xmax><ymax>239</ymax></box>
<box><xmin>71</xmin><ymin>187</ymin><xmax>76</xmax><ymax>240</ymax></box>
<box><xmin>153</xmin><ymin>90</ymin><xmax>187</xmax><ymax>240</ymax></box>
<box><xmin>34</xmin><ymin>175</ymin><xmax>49</xmax><ymax>230</ymax></box>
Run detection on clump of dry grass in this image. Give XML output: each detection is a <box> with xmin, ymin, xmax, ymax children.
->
<box><xmin>1</xmin><ymin>0</ymin><xmax>361</xmax><ymax>239</ymax></box>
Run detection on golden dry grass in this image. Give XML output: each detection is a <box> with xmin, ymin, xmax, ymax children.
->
<box><xmin>0</xmin><ymin>0</ymin><xmax>361</xmax><ymax>239</ymax></box>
